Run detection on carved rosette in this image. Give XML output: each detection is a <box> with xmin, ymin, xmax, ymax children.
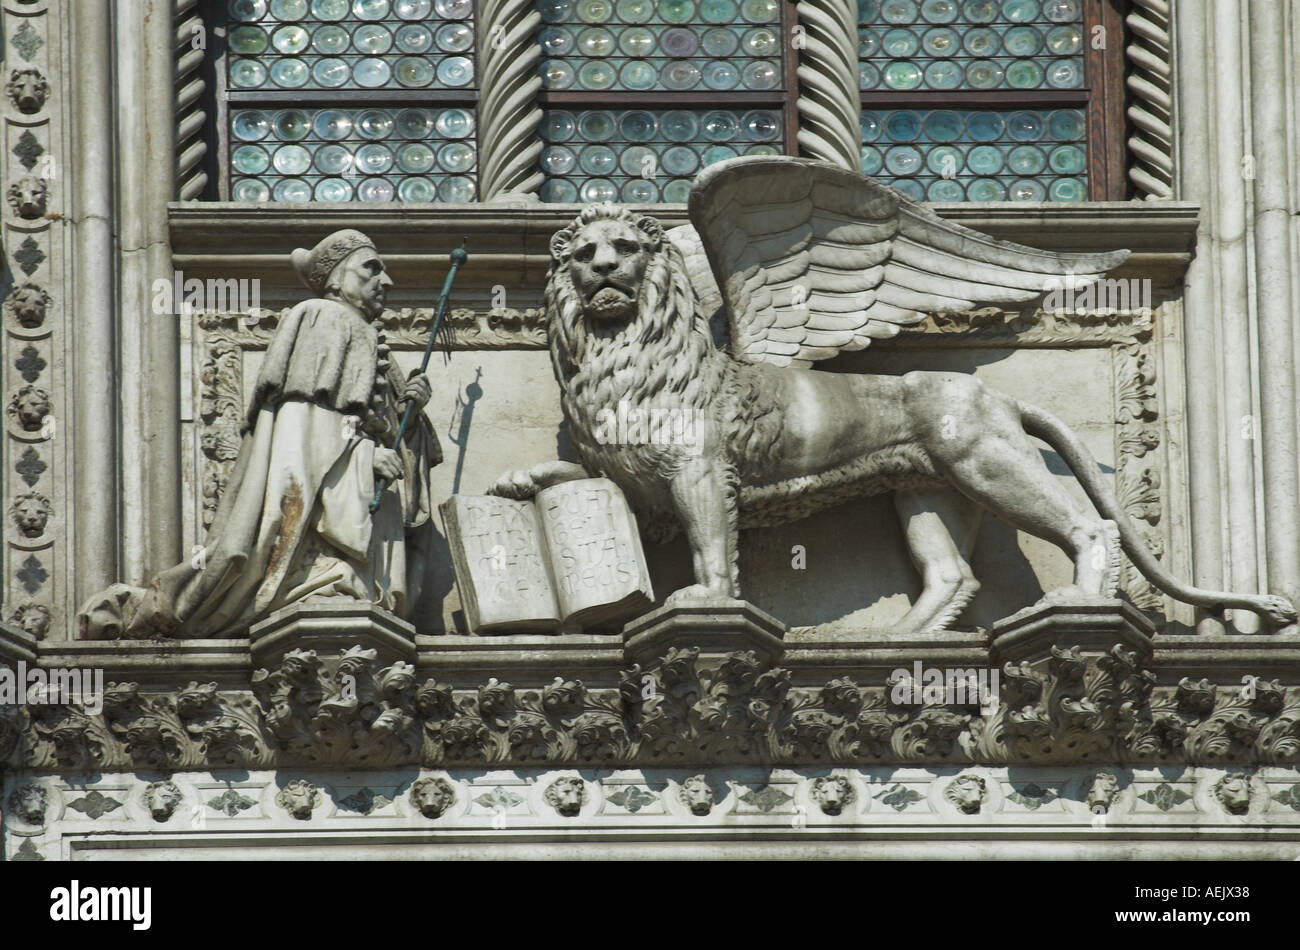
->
<box><xmin>1125</xmin><ymin>0</ymin><xmax>1175</xmax><ymax>199</ymax></box>
<box><xmin>475</xmin><ymin>0</ymin><xmax>543</xmax><ymax>199</ymax></box>
<box><xmin>794</xmin><ymin>0</ymin><xmax>861</xmax><ymax>171</ymax></box>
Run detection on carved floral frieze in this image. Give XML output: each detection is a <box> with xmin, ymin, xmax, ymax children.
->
<box><xmin>5</xmin><ymin>639</ymin><xmax>1300</xmax><ymax>771</ymax></box>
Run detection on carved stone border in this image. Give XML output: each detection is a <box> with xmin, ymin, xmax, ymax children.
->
<box><xmin>6</xmin><ymin>765</ymin><xmax>1300</xmax><ymax>860</ymax></box>
<box><xmin>2</xmin><ymin>0</ymin><xmax>61</xmax><ymax>642</ymax></box>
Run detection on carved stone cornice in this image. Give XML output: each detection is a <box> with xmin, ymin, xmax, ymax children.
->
<box><xmin>7</xmin><ymin>629</ymin><xmax>1300</xmax><ymax>771</ymax></box>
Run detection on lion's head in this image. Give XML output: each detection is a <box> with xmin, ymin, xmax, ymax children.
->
<box><xmin>410</xmin><ymin>777</ymin><xmax>456</xmax><ymax>819</ymax></box>
<box><xmin>543</xmin><ymin>776</ymin><xmax>588</xmax><ymax>817</ymax></box>
<box><xmin>7</xmin><ymin>68</ymin><xmax>49</xmax><ymax>114</ymax></box>
<box><xmin>4</xmin><ymin>282</ymin><xmax>50</xmax><ymax>328</ymax></box>
<box><xmin>678</xmin><ymin>775</ymin><xmax>714</xmax><ymax>816</ymax></box>
<box><xmin>143</xmin><ymin>780</ymin><xmax>183</xmax><ymax>822</ymax></box>
<box><xmin>550</xmin><ymin>206</ymin><xmax>661</xmax><ymax>324</ymax></box>
<box><xmin>810</xmin><ymin>775</ymin><xmax>856</xmax><ymax>816</ymax></box>
<box><xmin>11</xmin><ymin>491</ymin><xmax>52</xmax><ymax>537</ymax></box>
<box><xmin>7</xmin><ymin>176</ymin><xmax>48</xmax><ymax>220</ymax></box>
<box><xmin>8</xmin><ymin>384</ymin><xmax>51</xmax><ymax>431</ymax></box>
<box><xmin>11</xmin><ymin>601</ymin><xmax>51</xmax><ymax>640</ymax></box>
<box><xmin>945</xmin><ymin>775</ymin><xmax>986</xmax><ymax>814</ymax></box>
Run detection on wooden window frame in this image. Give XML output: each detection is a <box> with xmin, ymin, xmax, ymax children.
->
<box><xmin>858</xmin><ymin>0</ymin><xmax>1128</xmax><ymax>201</ymax></box>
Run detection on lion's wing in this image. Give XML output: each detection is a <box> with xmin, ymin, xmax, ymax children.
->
<box><xmin>686</xmin><ymin>156</ymin><xmax>1130</xmax><ymax>368</ymax></box>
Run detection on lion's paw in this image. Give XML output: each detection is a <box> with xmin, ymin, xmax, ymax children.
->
<box><xmin>486</xmin><ymin>469</ymin><xmax>538</xmax><ymax>500</ymax></box>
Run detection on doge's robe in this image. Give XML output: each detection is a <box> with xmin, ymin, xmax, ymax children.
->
<box><xmin>77</xmin><ymin>298</ymin><xmax>440</xmax><ymax>639</ymax></box>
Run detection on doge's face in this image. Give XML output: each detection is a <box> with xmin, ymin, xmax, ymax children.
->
<box><xmin>568</xmin><ymin>220</ymin><xmax>651</xmax><ymax>322</ymax></box>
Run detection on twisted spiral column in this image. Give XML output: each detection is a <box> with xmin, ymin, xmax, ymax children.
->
<box><xmin>795</xmin><ymin>0</ymin><xmax>861</xmax><ymax>171</ymax></box>
<box><xmin>476</xmin><ymin>0</ymin><xmax>544</xmax><ymax>200</ymax></box>
<box><xmin>1125</xmin><ymin>0</ymin><xmax>1174</xmax><ymax>199</ymax></box>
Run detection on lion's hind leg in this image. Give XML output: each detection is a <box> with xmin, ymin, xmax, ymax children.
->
<box><xmin>893</xmin><ymin>487</ymin><xmax>982</xmax><ymax>634</ymax></box>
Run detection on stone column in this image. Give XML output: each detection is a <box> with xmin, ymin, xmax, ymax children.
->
<box><xmin>476</xmin><ymin>0</ymin><xmax>543</xmax><ymax>200</ymax></box>
<box><xmin>795</xmin><ymin>0</ymin><xmax>861</xmax><ymax>171</ymax></box>
<box><xmin>115</xmin><ymin>0</ymin><xmax>183</xmax><ymax>579</ymax></box>
<box><xmin>1247</xmin><ymin>1</ymin><xmax>1300</xmax><ymax>609</ymax></box>
<box><xmin>69</xmin><ymin>0</ymin><xmax>119</xmax><ymax>603</ymax></box>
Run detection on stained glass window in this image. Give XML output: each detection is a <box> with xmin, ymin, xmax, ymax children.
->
<box><xmin>224</xmin><ymin>0</ymin><xmax>478</xmax><ymax>202</ymax></box>
<box><xmin>859</xmin><ymin>0</ymin><xmax>1125</xmax><ymax>201</ymax></box>
<box><xmin>536</xmin><ymin>0</ymin><xmax>791</xmax><ymax>202</ymax></box>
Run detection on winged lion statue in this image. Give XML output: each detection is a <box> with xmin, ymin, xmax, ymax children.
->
<box><xmin>490</xmin><ymin>156</ymin><xmax>1296</xmax><ymax>633</ymax></box>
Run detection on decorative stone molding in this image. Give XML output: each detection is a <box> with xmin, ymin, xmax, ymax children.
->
<box><xmin>476</xmin><ymin>0</ymin><xmax>544</xmax><ymax>200</ymax></box>
<box><xmin>1125</xmin><ymin>0</ymin><xmax>1175</xmax><ymax>199</ymax></box>
<box><xmin>795</xmin><ymin>0</ymin><xmax>861</xmax><ymax>171</ymax></box>
<box><xmin>8</xmin><ymin>628</ymin><xmax>1300</xmax><ymax>771</ymax></box>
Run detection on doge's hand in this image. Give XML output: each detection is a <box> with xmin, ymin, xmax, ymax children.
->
<box><xmin>373</xmin><ymin>446</ymin><xmax>404</xmax><ymax>483</ymax></box>
<box><xmin>400</xmin><ymin>371</ymin><xmax>432</xmax><ymax>412</ymax></box>
<box><xmin>487</xmin><ymin>468</ymin><xmax>538</xmax><ymax>500</ymax></box>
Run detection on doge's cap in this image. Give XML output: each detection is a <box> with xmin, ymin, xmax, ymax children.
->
<box><xmin>290</xmin><ymin>229</ymin><xmax>377</xmax><ymax>294</ymax></box>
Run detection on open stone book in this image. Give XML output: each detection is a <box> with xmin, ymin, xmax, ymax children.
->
<box><xmin>441</xmin><ymin>478</ymin><xmax>654</xmax><ymax>634</ymax></box>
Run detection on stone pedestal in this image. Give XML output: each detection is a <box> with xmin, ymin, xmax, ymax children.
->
<box><xmin>622</xmin><ymin>597</ymin><xmax>786</xmax><ymax>668</ymax></box>
<box><xmin>988</xmin><ymin>597</ymin><xmax>1156</xmax><ymax>665</ymax></box>
<box><xmin>249</xmin><ymin>600</ymin><xmax>416</xmax><ymax>669</ymax></box>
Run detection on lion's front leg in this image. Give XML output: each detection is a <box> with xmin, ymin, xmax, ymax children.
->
<box><xmin>486</xmin><ymin>461</ymin><xmax>589</xmax><ymax>500</ymax></box>
<box><xmin>666</xmin><ymin>456</ymin><xmax>739</xmax><ymax>602</ymax></box>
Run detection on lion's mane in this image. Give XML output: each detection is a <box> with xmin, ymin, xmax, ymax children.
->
<box><xmin>545</xmin><ymin>204</ymin><xmax>785</xmax><ymax>521</ymax></box>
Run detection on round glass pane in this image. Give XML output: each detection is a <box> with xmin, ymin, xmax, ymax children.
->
<box><xmin>273</xmin><ymin>179</ymin><xmax>312</xmax><ymax>201</ymax></box>
<box><xmin>966</xmin><ymin>111</ymin><xmax>1004</xmax><ymax>141</ymax></box>
<box><xmin>966</xmin><ymin>60</ymin><xmax>1004</xmax><ymax>89</ymax></box>
<box><xmin>311</xmin><ymin>58</ymin><xmax>349</xmax><ymax>87</ymax></box>
<box><xmin>1007</xmin><ymin>111</ymin><xmax>1044</xmax><ymax>141</ymax></box>
<box><xmin>270</xmin><ymin>59</ymin><xmax>309</xmax><ymax>87</ymax></box>
<box><xmin>923</xmin><ymin>61</ymin><xmax>962</xmax><ymax>88</ymax></box>
<box><xmin>662</xmin><ymin>145</ymin><xmax>700</xmax><ymax>176</ymax></box>
<box><xmin>312</xmin><ymin>25</ymin><xmax>349</xmax><ymax>53</ymax></box>
<box><xmin>541</xmin><ymin>145</ymin><xmax>576</xmax><ymax>174</ymax></box>
<box><xmin>311</xmin><ymin>0</ymin><xmax>348</xmax><ymax>18</ymax></box>
<box><xmin>440</xmin><ymin>177</ymin><xmax>475</xmax><ymax>202</ymax></box>
<box><xmin>436</xmin><ymin>22</ymin><xmax>474</xmax><ymax>52</ymax></box>
<box><xmin>880</xmin><ymin>0</ymin><xmax>918</xmax><ymax>23</ymax></box>
<box><xmin>962</xmin><ymin>0</ymin><xmax>997</xmax><ymax>22</ymax></box>
<box><xmin>580</xmin><ymin>144</ymin><xmax>618</xmax><ymax>175</ymax></box>
<box><xmin>314</xmin><ymin>110</ymin><xmax>353</xmax><ymax>139</ymax></box>
<box><xmin>740</xmin><ymin>0</ymin><xmax>777</xmax><ymax>21</ymax></box>
<box><xmin>860</xmin><ymin>111</ymin><xmax>882</xmax><ymax>142</ymax></box>
<box><xmin>580</xmin><ymin>178</ymin><xmax>618</xmax><ymax>202</ymax></box>
<box><xmin>314</xmin><ymin>178</ymin><xmax>352</xmax><ymax>202</ymax></box>
<box><xmin>578</xmin><ymin>110</ymin><xmax>616</xmax><ymax>140</ymax></box>
<box><xmin>436</xmin><ymin>108</ymin><xmax>474</xmax><ymax>138</ymax></box>
<box><xmin>702</xmin><ymin>111</ymin><xmax>739</xmax><ymax>141</ymax></box>
<box><xmin>354</xmin><ymin>24</ymin><xmax>393</xmax><ymax>54</ymax></box>
<box><xmin>315</xmin><ymin>144</ymin><xmax>353</xmax><ymax>174</ymax></box>
<box><xmin>1007</xmin><ymin>60</ymin><xmax>1044</xmax><ymax>88</ymax></box>
<box><xmin>1047</xmin><ymin>109</ymin><xmax>1084</xmax><ymax>140</ymax></box>
<box><xmin>966</xmin><ymin>144</ymin><xmax>1003</xmax><ymax>175</ymax></box>
<box><xmin>1001</xmin><ymin>0</ymin><xmax>1038</xmax><ymax>23</ymax></box>
<box><xmin>540</xmin><ymin>179</ymin><xmax>578</xmax><ymax>202</ymax></box>
<box><xmin>741</xmin><ymin>110</ymin><xmax>779</xmax><ymax>141</ymax></box>
<box><xmin>1046</xmin><ymin>25</ymin><xmax>1082</xmax><ymax>54</ymax></box>
<box><xmin>578</xmin><ymin>27</ymin><xmax>616</xmax><ymax>57</ymax></box>
<box><xmin>396</xmin><ymin>109</ymin><xmax>434</xmax><ymax>138</ymax></box>
<box><xmin>890</xmin><ymin>179</ymin><xmax>924</xmax><ymax>200</ymax></box>
<box><xmin>1008</xmin><ymin>144</ymin><xmax>1046</xmax><ymax>174</ymax></box>
<box><xmin>353</xmin><ymin>0</ymin><xmax>390</xmax><ymax>18</ymax></box>
<box><xmin>233</xmin><ymin>111</ymin><xmax>271</xmax><ymax>141</ymax></box>
<box><xmin>860</xmin><ymin>146</ymin><xmax>883</xmax><ymax>175</ymax></box>
<box><xmin>357</xmin><ymin>110</ymin><xmax>394</xmax><ymax>139</ymax></box>
<box><xmin>272</xmin><ymin>144</ymin><xmax>312</xmax><ymax>174</ymax></box>
<box><xmin>924</xmin><ymin>110</ymin><xmax>963</xmax><ymax>142</ymax></box>
<box><xmin>578</xmin><ymin>60</ymin><xmax>616</xmax><ymax>89</ymax></box>
<box><xmin>434</xmin><ymin>0</ymin><xmax>472</xmax><ymax>17</ymax></box>
<box><xmin>358</xmin><ymin>178</ymin><xmax>396</xmax><ymax>202</ymax></box>
<box><xmin>619</xmin><ymin>27</ymin><xmax>655</xmax><ymax>57</ymax></box>
<box><xmin>438</xmin><ymin>56</ymin><xmax>474</xmax><ymax>86</ymax></box>
<box><xmin>922</xmin><ymin>27</ymin><xmax>959</xmax><ymax>57</ymax></box>
<box><xmin>703</xmin><ymin>60</ymin><xmax>740</xmax><ymax>89</ymax></box>
<box><xmin>622</xmin><ymin>179</ymin><xmax>660</xmax><ymax>202</ymax></box>
<box><xmin>354</xmin><ymin>58</ymin><xmax>393</xmax><ymax>88</ymax></box>
<box><xmin>701</xmin><ymin>0</ymin><xmax>738</xmax><ymax>23</ymax></box>
<box><xmin>1048</xmin><ymin>143</ymin><xmax>1085</xmax><ymax>174</ymax></box>
<box><xmin>967</xmin><ymin>177</ymin><xmax>1004</xmax><ymax>200</ymax></box>
<box><xmin>1004</xmin><ymin>26</ymin><xmax>1042</xmax><ymax>56</ymax></box>
<box><xmin>925</xmin><ymin>144</ymin><xmax>962</xmax><ymax>176</ymax></box>
<box><xmin>662</xmin><ymin>61</ymin><xmax>702</xmax><ymax>90</ymax></box>
<box><xmin>963</xmin><ymin>28</ymin><xmax>998</xmax><ymax>57</ymax></box>
<box><xmin>882</xmin><ymin>29</ymin><xmax>919</xmax><ymax>57</ymax></box>
<box><xmin>1044</xmin><ymin>0</ymin><xmax>1080</xmax><ymax>23</ymax></box>
<box><xmin>620</xmin><ymin>61</ymin><xmax>657</xmax><ymax>90</ymax></box>
<box><xmin>617</xmin><ymin>0</ymin><xmax>653</xmax><ymax>22</ymax></box>
<box><xmin>1009</xmin><ymin>178</ymin><xmax>1047</xmax><ymax>200</ymax></box>
<box><xmin>396</xmin><ymin>143</ymin><xmax>436</xmax><ymax>173</ymax></box>
<box><xmin>394</xmin><ymin>0</ymin><xmax>432</xmax><ymax>16</ymax></box>
<box><xmin>547</xmin><ymin>111</ymin><xmax>577</xmax><ymax>141</ymax></box>
<box><xmin>620</xmin><ymin>145</ymin><xmax>656</xmax><ymax>176</ymax></box>
<box><xmin>884</xmin><ymin>111</ymin><xmax>921</xmax><ymax>141</ymax></box>
<box><xmin>927</xmin><ymin>178</ymin><xmax>965</xmax><ymax>201</ymax></box>
<box><xmin>230</xmin><ymin>59</ymin><xmax>268</xmax><ymax>88</ymax></box>
<box><xmin>921</xmin><ymin>0</ymin><xmax>959</xmax><ymax>22</ymax></box>
<box><xmin>396</xmin><ymin>57</ymin><xmax>435</xmax><ymax>86</ymax></box>
<box><xmin>229</xmin><ymin>27</ymin><xmax>269</xmax><ymax>54</ymax></box>
<box><xmin>230</xmin><ymin>0</ymin><xmax>268</xmax><ymax>19</ymax></box>
<box><xmin>662</xmin><ymin>110</ymin><xmax>700</xmax><ymax>141</ymax></box>
<box><xmin>1049</xmin><ymin>177</ymin><xmax>1084</xmax><ymax>201</ymax></box>
<box><xmin>577</xmin><ymin>0</ymin><xmax>614</xmax><ymax>21</ymax></box>
<box><xmin>439</xmin><ymin>142</ymin><xmax>475</xmax><ymax>173</ymax></box>
<box><xmin>232</xmin><ymin>178</ymin><xmax>271</xmax><ymax>201</ymax></box>
<box><xmin>274</xmin><ymin>109</ymin><xmax>311</xmax><ymax>140</ymax></box>
<box><xmin>1047</xmin><ymin>58</ymin><xmax>1082</xmax><ymax>88</ymax></box>
<box><xmin>620</xmin><ymin>111</ymin><xmax>657</xmax><ymax>141</ymax></box>
<box><xmin>884</xmin><ymin>61</ymin><xmax>923</xmax><ymax>90</ymax></box>
<box><xmin>542</xmin><ymin>60</ymin><xmax>576</xmax><ymax>90</ymax></box>
<box><xmin>742</xmin><ymin>61</ymin><xmax>780</xmax><ymax>90</ymax></box>
<box><xmin>884</xmin><ymin>145</ymin><xmax>922</xmax><ymax>175</ymax></box>
<box><xmin>702</xmin><ymin>144</ymin><xmax>738</xmax><ymax>165</ymax></box>
<box><xmin>396</xmin><ymin>24</ymin><xmax>434</xmax><ymax>53</ymax></box>
<box><xmin>356</xmin><ymin>143</ymin><xmax>394</xmax><ymax>173</ymax></box>
<box><xmin>398</xmin><ymin>177</ymin><xmax>437</xmax><ymax>201</ymax></box>
<box><xmin>232</xmin><ymin>145</ymin><xmax>270</xmax><ymax>174</ymax></box>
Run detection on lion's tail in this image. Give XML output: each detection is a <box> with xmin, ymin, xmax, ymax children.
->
<box><xmin>1017</xmin><ymin>400</ymin><xmax>1297</xmax><ymax>627</ymax></box>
